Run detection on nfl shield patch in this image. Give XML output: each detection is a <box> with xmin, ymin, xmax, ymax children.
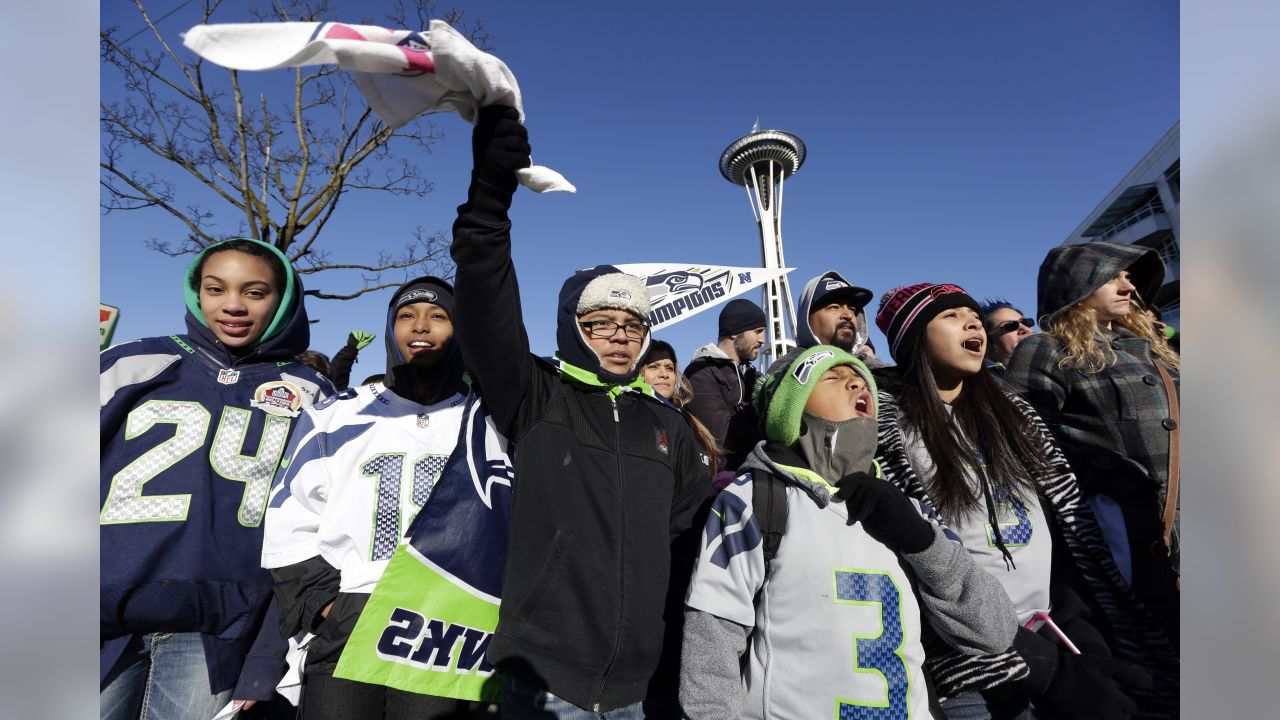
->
<box><xmin>218</xmin><ymin>368</ymin><xmax>240</xmax><ymax>385</ymax></box>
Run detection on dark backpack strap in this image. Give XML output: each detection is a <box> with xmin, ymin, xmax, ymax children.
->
<box><xmin>751</xmin><ymin>471</ymin><xmax>788</xmax><ymax>567</ymax></box>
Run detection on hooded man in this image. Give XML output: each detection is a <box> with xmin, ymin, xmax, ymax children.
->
<box><xmin>262</xmin><ymin>276</ymin><xmax>472</xmax><ymax>719</ymax></box>
<box><xmin>685</xmin><ymin>298</ymin><xmax>766</xmax><ymax>472</ymax></box>
<box><xmin>449</xmin><ymin>106</ymin><xmax>707</xmax><ymax>717</ymax></box>
<box><xmin>794</xmin><ymin>270</ymin><xmax>888</xmax><ymax>369</ymax></box>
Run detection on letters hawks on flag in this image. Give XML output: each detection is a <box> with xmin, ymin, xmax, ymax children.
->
<box><xmin>334</xmin><ymin>393</ymin><xmax>512</xmax><ymax>701</ymax></box>
<box><xmin>613</xmin><ymin>263</ymin><xmax>793</xmax><ymax>331</ymax></box>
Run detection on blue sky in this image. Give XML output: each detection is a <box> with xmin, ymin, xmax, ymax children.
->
<box><xmin>101</xmin><ymin>0</ymin><xmax>1178</xmax><ymax>381</ymax></box>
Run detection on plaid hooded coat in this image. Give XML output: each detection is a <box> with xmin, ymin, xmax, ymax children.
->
<box><xmin>1004</xmin><ymin>243</ymin><xmax>1179</xmax><ymax>581</ymax></box>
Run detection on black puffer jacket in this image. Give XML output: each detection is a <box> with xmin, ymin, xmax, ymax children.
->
<box><xmin>450</xmin><ymin>148</ymin><xmax>706</xmax><ymax>711</ymax></box>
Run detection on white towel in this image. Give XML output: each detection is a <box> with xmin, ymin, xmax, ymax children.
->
<box><xmin>273</xmin><ymin>631</ymin><xmax>313</xmax><ymax>706</ymax></box>
<box><xmin>183</xmin><ymin>20</ymin><xmax>573</xmax><ymax>193</ymax></box>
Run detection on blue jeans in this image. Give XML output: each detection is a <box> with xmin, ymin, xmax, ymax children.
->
<box><xmin>941</xmin><ymin>691</ymin><xmax>1035</xmax><ymax>720</ymax></box>
<box><xmin>101</xmin><ymin>632</ymin><xmax>232</xmax><ymax>720</ymax></box>
<box><xmin>502</xmin><ymin>675</ymin><xmax>646</xmax><ymax>720</ymax></box>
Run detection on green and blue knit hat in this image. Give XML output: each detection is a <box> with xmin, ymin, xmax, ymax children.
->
<box><xmin>754</xmin><ymin>345</ymin><xmax>877</xmax><ymax>446</ymax></box>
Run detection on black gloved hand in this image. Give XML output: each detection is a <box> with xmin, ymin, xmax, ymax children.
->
<box><xmin>471</xmin><ymin>105</ymin><xmax>531</xmax><ymax>195</ymax></box>
<box><xmin>1035</xmin><ymin>652</ymin><xmax>1153</xmax><ymax>720</ymax></box>
<box><xmin>833</xmin><ymin>472</ymin><xmax>935</xmax><ymax>554</ymax></box>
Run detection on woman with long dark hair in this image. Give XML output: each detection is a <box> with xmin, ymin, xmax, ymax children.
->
<box><xmin>870</xmin><ymin>283</ymin><xmax>1175</xmax><ymax>719</ymax></box>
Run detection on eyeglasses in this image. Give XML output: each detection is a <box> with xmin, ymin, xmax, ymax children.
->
<box><xmin>578</xmin><ymin>320</ymin><xmax>649</xmax><ymax>340</ymax></box>
<box><xmin>991</xmin><ymin>318</ymin><xmax>1035</xmax><ymax>335</ymax></box>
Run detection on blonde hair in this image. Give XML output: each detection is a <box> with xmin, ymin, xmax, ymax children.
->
<box><xmin>1045</xmin><ymin>302</ymin><xmax>1180</xmax><ymax>373</ymax></box>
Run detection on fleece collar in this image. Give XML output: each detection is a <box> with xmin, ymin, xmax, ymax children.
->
<box><xmin>552</xmin><ymin>355</ymin><xmax>658</xmax><ymax>401</ymax></box>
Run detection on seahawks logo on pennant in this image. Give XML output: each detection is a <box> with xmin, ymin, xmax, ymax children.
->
<box><xmin>252</xmin><ymin>381</ymin><xmax>303</xmax><ymax>417</ymax></box>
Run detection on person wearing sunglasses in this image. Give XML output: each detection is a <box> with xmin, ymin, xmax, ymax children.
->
<box><xmin>980</xmin><ymin>298</ymin><xmax>1037</xmax><ymax>372</ymax></box>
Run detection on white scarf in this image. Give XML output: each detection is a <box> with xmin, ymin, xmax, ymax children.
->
<box><xmin>183</xmin><ymin>19</ymin><xmax>574</xmax><ymax>193</ymax></box>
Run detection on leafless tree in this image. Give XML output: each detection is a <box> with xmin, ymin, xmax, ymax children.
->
<box><xmin>101</xmin><ymin>0</ymin><xmax>492</xmax><ymax>299</ymax></box>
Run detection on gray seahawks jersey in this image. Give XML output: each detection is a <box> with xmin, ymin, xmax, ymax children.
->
<box><xmin>901</xmin><ymin>422</ymin><xmax>1052</xmax><ymax>623</ymax></box>
<box><xmin>686</xmin><ymin>473</ymin><xmax>933</xmax><ymax>720</ymax></box>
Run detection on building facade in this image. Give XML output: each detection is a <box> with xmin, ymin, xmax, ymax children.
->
<box><xmin>1062</xmin><ymin>123</ymin><xmax>1180</xmax><ymax>328</ymax></box>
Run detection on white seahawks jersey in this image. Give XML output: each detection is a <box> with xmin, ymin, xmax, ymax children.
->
<box><xmin>686</xmin><ymin>474</ymin><xmax>933</xmax><ymax>720</ymax></box>
<box><xmin>901</xmin><ymin>423</ymin><xmax>1052</xmax><ymax>624</ymax></box>
<box><xmin>262</xmin><ymin>383</ymin><xmax>466</xmax><ymax>593</ymax></box>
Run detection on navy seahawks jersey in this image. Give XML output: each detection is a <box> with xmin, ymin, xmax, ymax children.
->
<box><xmin>100</xmin><ymin>334</ymin><xmax>332</xmax><ymax>686</ymax></box>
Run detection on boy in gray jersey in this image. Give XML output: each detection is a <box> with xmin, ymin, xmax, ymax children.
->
<box><xmin>680</xmin><ymin>346</ymin><xmax>1017</xmax><ymax>720</ymax></box>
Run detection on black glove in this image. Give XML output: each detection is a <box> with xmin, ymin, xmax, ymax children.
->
<box><xmin>471</xmin><ymin>104</ymin><xmax>531</xmax><ymax>195</ymax></box>
<box><xmin>833</xmin><ymin>472</ymin><xmax>935</xmax><ymax>554</ymax></box>
<box><xmin>1035</xmin><ymin>652</ymin><xmax>1152</xmax><ymax>720</ymax></box>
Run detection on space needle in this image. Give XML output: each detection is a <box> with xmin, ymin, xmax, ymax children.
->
<box><xmin>720</xmin><ymin>126</ymin><xmax>806</xmax><ymax>364</ymax></box>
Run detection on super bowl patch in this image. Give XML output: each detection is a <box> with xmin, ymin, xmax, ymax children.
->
<box><xmin>252</xmin><ymin>380</ymin><xmax>304</xmax><ymax>417</ymax></box>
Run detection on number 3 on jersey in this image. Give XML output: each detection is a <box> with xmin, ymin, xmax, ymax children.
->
<box><xmin>101</xmin><ymin>399</ymin><xmax>291</xmax><ymax>527</ymax></box>
<box><xmin>834</xmin><ymin>569</ymin><xmax>910</xmax><ymax>720</ymax></box>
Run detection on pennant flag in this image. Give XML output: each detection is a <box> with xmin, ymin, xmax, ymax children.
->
<box><xmin>613</xmin><ymin>264</ymin><xmax>792</xmax><ymax>331</ymax></box>
<box><xmin>100</xmin><ymin>304</ymin><xmax>120</xmax><ymax>350</ymax></box>
<box><xmin>334</xmin><ymin>393</ymin><xmax>513</xmax><ymax>701</ymax></box>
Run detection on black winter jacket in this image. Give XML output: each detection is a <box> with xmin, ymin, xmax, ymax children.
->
<box><xmin>450</xmin><ymin>187</ymin><xmax>706</xmax><ymax>712</ymax></box>
<box><xmin>684</xmin><ymin>345</ymin><xmax>760</xmax><ymax>472</ymax></box>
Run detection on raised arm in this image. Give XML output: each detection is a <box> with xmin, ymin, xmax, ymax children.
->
<box><xmin>449</xmin><ymin>105</ymin><xmax>534</xmax><ymax>434</ymax></box>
